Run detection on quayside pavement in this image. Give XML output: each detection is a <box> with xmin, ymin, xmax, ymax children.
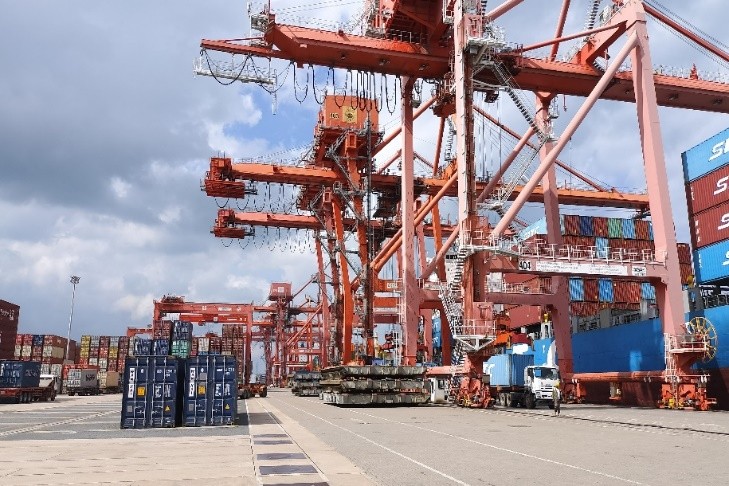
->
<box><xmin>0</xmin><ymin>393</ymin><xmax>374</xmax><ymax>485</ymax></box>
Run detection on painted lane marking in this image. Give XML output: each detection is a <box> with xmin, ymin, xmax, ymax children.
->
<box><xmin>0</xmin><ymin>410</ymin><xmax>117</xmax><ymax>437</ymax></box>
<box><xmin>346</xmin><ymin>407</ymin><xmax>646</xmax><ymax>485</ymax></box>
<box><xmin>277</xmin><ymin>400</ymin><xmax>469</xmax><ymax>486</ymax></box>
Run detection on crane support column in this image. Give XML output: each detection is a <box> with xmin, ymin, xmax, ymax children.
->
<box><xmin>536</xmin><ymin>94</ymin><xmax>572</xmax><ymax>379</ymax></box>
<box><xmin>315</xmin><ymin>237</ymin><xmax>331</xmax><ymax>367</ymax></box>
<box><xmin>332</xmin><ymin>197</ymin><xmax>354</xmax><ymax>363</ymax></box>
<box><xmin>401</xmin><ymin>76</ymin><xmax>419</xmax><ymax>364</ymax></box>
<box><xmin>629</xmin><ymin>7</ymin><xmax>685</xmax><ymax>339</ymax></box>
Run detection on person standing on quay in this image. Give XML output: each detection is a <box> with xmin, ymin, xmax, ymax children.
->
<box><xmin>552</xmin><ymin>382</ymin><xmax>561</xmax><ymax>416</ymax></box>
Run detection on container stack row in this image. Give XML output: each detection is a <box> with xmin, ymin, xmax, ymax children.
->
<box><xmin>683</xmin><ymin>127</ymin><xmax>729</xmax><ymax>284</ymax></box>
<box><xmin>131</xmin><ymin>322</ymin><xmax>247</xmax><ymax>381</ymax></box>
<box><xmin>120</xmin><ymin>355</ymin><xmax>237</xmax><ymax>429</ymax></box>
<box><xmin>13</xmin><ymin>334</ymin><xmax>76</xmax><ymax>376</ymax></box>
<box><xmin>78</xmin><ymin>335</ymin><xmax>129</xmax><ymax>372</ymax></box>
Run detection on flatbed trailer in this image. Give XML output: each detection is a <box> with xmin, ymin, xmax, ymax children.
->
<box><xmin>0</xmin><ymin>380</ymin><xmax>57</xmax><ymax>404</ymax></box>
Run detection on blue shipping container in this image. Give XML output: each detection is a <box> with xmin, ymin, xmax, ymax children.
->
<box><xmin>32</xmin><ymin>335</ymin><xmax>44</xmax><ymax>347</ymax></box>
<box><xmin>621</xmin><ymin>218</ymin><xmax>636</xmax><ymax>239</ymax></box>
<box><xmin>133</xmin><ymin>338</ymin><xmax>152</xmax><ymax>356</ymax></box>
<box><xmin>598</xmin><ymin>279</ymin><xmax>614</xmax><ymax>302</ymax></box>
<box><xmin>0</xmin><ymin>361</ymin><xmax>41</xmax><ymax>388</ymax></box>
<box><xmin>595</xmin><ymin>237</ymin><xmax>609</xmax><ymax>258</ymax></box>
<box><xmin>579</xmin><ymin>215</ymin><xmax>594</xmax><ymax>236</ymax></box>
<box><xmin>121</xmin><ymin>356</ymin><xmax>183</xmax><ymax>429</ymax></box>
<box><xmin>184</xmin><ymin>356</ymin><xmax>238</xmax><ymax>426</ymax></box>
<box><xmin>641</xmin><ymin>282</ymin><xmax>656</xmax><ymax>300</ymax></box>
<box><xmin>153</xmin><ymin>339</ymin><xmax>170</xmax><ymax>356</ymax></box>
<box><xmin>569</xmin><ymin>278</ymin><xmax>585</xmax><ymax>301</ymax></box>
<box><xmin>682</xmin><ymin>127</ymin><xmax>729</xmax><ymax>182</ymax></box>
<box><xmin>694</xmin><ymin>239</ymin><xmax>729</xmax><ymax>284</ymax></box>
<box><xmin>173</xmin><ymin>321</ymin><xmax>194</xmax><ymax>340</ymax></box>
<box><xmin>486</xmin><ymin>354</ymin><xmax>534</xmax><ymax>387</ymax></box>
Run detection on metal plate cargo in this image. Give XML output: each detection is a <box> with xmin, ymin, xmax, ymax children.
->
<box><xmin>682</xmin><ymin>126</ymin><xmax>729</xmax><ymax>182</ymax></box>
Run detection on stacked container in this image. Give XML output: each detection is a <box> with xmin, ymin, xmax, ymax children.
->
<box><xmin>0</xmin><ymin>300</ymin><xmax>19</xmax><ymax>360</ymax></box>
<box><xmin>121</xmin><ymin>356</ymin><xmax>184</xmax><ymax>429</ymax></box>
<box><xmin>183</xmin><ymin>355</ymin><xmax>237</xmax><ymax>426</ymax></box>
<box><xmin>683</xmin><ymin>127</ymin><xmax>729</xmax><ymax>284</ymax></box>
<box><xmin>171</xmin><ymin>321</ymin><xmax>193</xmax><ymax>358</ymax></box>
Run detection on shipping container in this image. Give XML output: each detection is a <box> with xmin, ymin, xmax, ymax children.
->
<box><xmin>598</xmin><ymin>279</ymin><xmax>614</xmax><ymax>302</ymax></box>
<box><xmin>569</xmin><ymin>278</ymin><xmax>584</xmax><ymax>301</ymax></box>
<box><xmin>641</xmin><ymin>282</ymin><xmax>656</xmax><ymax>300</ymax></box>
<box><xmin>686</xmin><ymin>164</ymin><xmax>729</xmax><ymax>215</ymax></box>
<box><xmin>607</xmin><ymin>218</ymin><xmax>623</xmax><ymax>238</ymax></box>
<box><xmin>634</xmin><ymin>219</ymin><xmax>650</xmax><ymax>240</ymax></box>
<box><xmin>172</xmin><ymin>321</ymin><xmax>193</xmax><ymax>341</ymax></box>
<box><xmin>682</xmin><ymin>126</ymin><xmax>729</xmax><ymax>182</ymax></box>
<box><xmin>153</xmin><ymin>339</ymin><xmax>170</xmax><ymax>356</ymax></box>
<box><xmin>583</xmin><ymin>279</ymin><xmax>599</xmax><ymax>302</ymax></box>
<box><xmin>171</xmin><ymin>340</ymin><xmax>191</xmax><ymax>358</ymax></box>
<box><xmin>578</xmin><ymin>215</ymin><xmax>594</xmax><ymax>236</ymax></box>
<box><xmin>0</xmin><ymin>361</ymin><xmax>41</xmax><ymax>388</ymax></box>
<box><xmin>694</xmin><ymin>239</ymin><xmax>729</xmax><ymax>284</ymax></box>
<box><xmin>690</xmin><ymin>201</ymin><xmax>729</xmax><ymax>249</ymax></box>
<box><xmin>121</xmin><ymin>356</ymin><xmax>183</xmax><ymax>429</ymax></box>
<box><xmin>595</xmin><ymin>237</ymin><xmax>609</xmax><ymax>258</ymax></box>
<box><xmin>563</xmin><ymin>214</ymin><xmax>580</xmax><ymax>236</ymax></box>
<box><xmin>485</xmin><ymin>354</ymin><xmax>534</xmax><ymax>387</ymax></box>
<box><xmin>622</xmin><ymin>219</ymin><xmax>636</xmax><ymax>239</ymax></box>
<box><xmin>133</xmin><ymin>338</ymin><xmax>152</xmax><ymax>356</ymax></box>
<box><xmin>592</xmin><ymin>217</ymin><xmax>609</xmax><ymax>237</ymax></box>
<box><xmin>184</xmin><ymin>355</ymin><xmax>237</xmax><ymax>426</ymax></box>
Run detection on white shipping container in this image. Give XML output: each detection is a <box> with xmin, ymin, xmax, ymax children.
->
<box><xmin>99</xmin><ymin>371</ymin><xmax>120</xmax><ymax>389</ymax></box>
<box><xmin>22</xmin><ymin>345</ymin><xmax>31</xmax><ymax>357</ymax></box>
<box><xmin>50</xmin><ymin>364</ymin><xmax>63</xmax><ymax>376</ymax></box>
<box><xmin>43</xmin><ymin>346</ymin><xmax>65</xmax><ymax>359</ymax></box>
<box><xmin>14</xmin><ymin>345</ymin><xmax>21</xmax><ymax>358</ymax></box>
<box><xmin>88</xmin><ymin>358</ymin><xmax>98</xmax><ymax>366</ymax></box>
<box><xmin>67</xmin><ymin>369</ymin><xmax>98</xmax><ymax>388</ymax></box>
<box><xmin>41</xmin><ymin>364</ymin><xmax>50</xmax><ymax>374</ymax></box>
<box><xmin>199</xmin><ymin>338</ymin><xmax>210</xmax><ymax>353</ymax></box>
<box><xmin>98</xmin><ymin>358</ymin><xmax>108</xmax><ymax>370</ymax></box>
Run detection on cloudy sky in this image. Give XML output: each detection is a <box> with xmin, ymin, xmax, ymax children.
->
<box><xmin>1</xmin><ymin>0</ymin><xmax>727</xmax><ymax>355</ymax></box>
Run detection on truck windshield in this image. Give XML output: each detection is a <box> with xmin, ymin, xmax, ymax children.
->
<box><xmin>533</xmin><ymin>367</ymin><xmax>559</xmax><ymax>380</ymax></box>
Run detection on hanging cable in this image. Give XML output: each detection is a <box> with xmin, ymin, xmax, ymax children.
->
<box><xmin>311</xmin><ymin>65</ymin><xmax>326</xmax><ymax>104</ymax></box>
<box><xmin>293</xmin><ymin>63</ymin><xmax>309</xmax><ymax>103</ymax></box>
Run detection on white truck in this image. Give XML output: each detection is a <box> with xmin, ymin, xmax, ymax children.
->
<box><xmin>485</xmin><ymin>354</ymin><xmax>560</xmax><ymax>409</ymax></box>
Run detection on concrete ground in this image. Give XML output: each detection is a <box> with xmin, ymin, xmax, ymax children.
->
<box><xmin>0</xmin><ymin>393</ymin><xmax>373</xmax><ymax>485</ymax></box>
<box><xmin>2</xmin><ymin>390</ymin><xmax>729</xmax><ymax>485</ymax></box>
<box><xmin>268</xmin><ymin>389</ymin><xmax>729</xmax><ymax>486</ymax></box>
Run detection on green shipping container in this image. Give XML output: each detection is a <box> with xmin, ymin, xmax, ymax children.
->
<box><xmin>607</xmin><ymin>218</ymin><xmax>623</xmax><ymax>238</ymax></box>
<box><xmin>171</xmin><ymin>340</ymin><xmax>191</xmax><ymax>358</ymax></box>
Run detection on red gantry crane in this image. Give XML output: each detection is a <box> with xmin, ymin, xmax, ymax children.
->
<box><xmin>197</xmin><ymin>0</ymin><xmax>729</xmax><ymax>409</ymax></box>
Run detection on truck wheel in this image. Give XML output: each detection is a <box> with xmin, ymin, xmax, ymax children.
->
<box><xmin>259</xmin><ymin>389</ymin><xmax>268</xmax><ymax>398</ymax></box>
<box><xmin>525</xmin><ymin>393</ymin><xmax>536</xmax><ymax>409</ymax></box>
<box><xmin>505</xmin><ymin>394</ymin><xmax>513</xmax><ymax>407</ymax></box>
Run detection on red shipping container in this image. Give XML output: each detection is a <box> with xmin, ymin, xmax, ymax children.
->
<box><xmin>680</xmin><ymin>263</ymin><xmax>694</xmax><ymax>285</ymax></box>
<box><xmin>563</xmin><ymin>215</ymin><xmax>581</xmax><ymax>236</ymax></box>
<box><xmin>690</xmin><ymin>201</ymin><xmax>729</xmax><ymax>249</ymax></box>
<box><xmin>686</xmin><ymin>164</ymin><xmax>729</xmax><ymax>215</ymax></box>
<box><xmin>592</xmin><ymin>217</ymin><xmax>609</xmax><ymax>237</ymax></box>
<box><xmin>23</xmin><ymin>335</ymin><xmax>33</xmax><ymax>345</ymax></box>
<box><xmin>15</xmin><ymin>334</ymin><xmax>25</xmax><ymax>345</ymax></box>
<box><xmin>634</xmin><ymin>220</ymin><xmax>650</xmax><ymax>240</ymax></box>
<box><xmin>677</xmin><ymin>243</ymin><xmax>692</xmax><ymax>264</ymax></box>
<box><xmin>583</xmin><ymin>279</ymin><xmax>599</xmax><ymax>302</ymax></box>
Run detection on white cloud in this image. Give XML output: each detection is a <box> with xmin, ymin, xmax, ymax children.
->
<box><xmin>110</xmin><ymin>177</ymin><xmax>131</xmax><ymax>199</ymax></box>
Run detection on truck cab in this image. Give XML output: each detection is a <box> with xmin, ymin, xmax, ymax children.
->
<box><xmin>524</xmin><ymin>365</ymin><xmax>560</xmax><ymax>408</ymax></box>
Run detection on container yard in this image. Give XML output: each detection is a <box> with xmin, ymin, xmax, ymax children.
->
<box><xmin>3</xmin><ymin>0</ymin><xmax>729</xmax><ymax>485</ymax></box>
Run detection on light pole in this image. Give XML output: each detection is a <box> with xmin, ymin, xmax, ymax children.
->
<box><xmin>65</xmin><ymin>276</ymin><xmax>80</xmax><ymax>362</ymax></box>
